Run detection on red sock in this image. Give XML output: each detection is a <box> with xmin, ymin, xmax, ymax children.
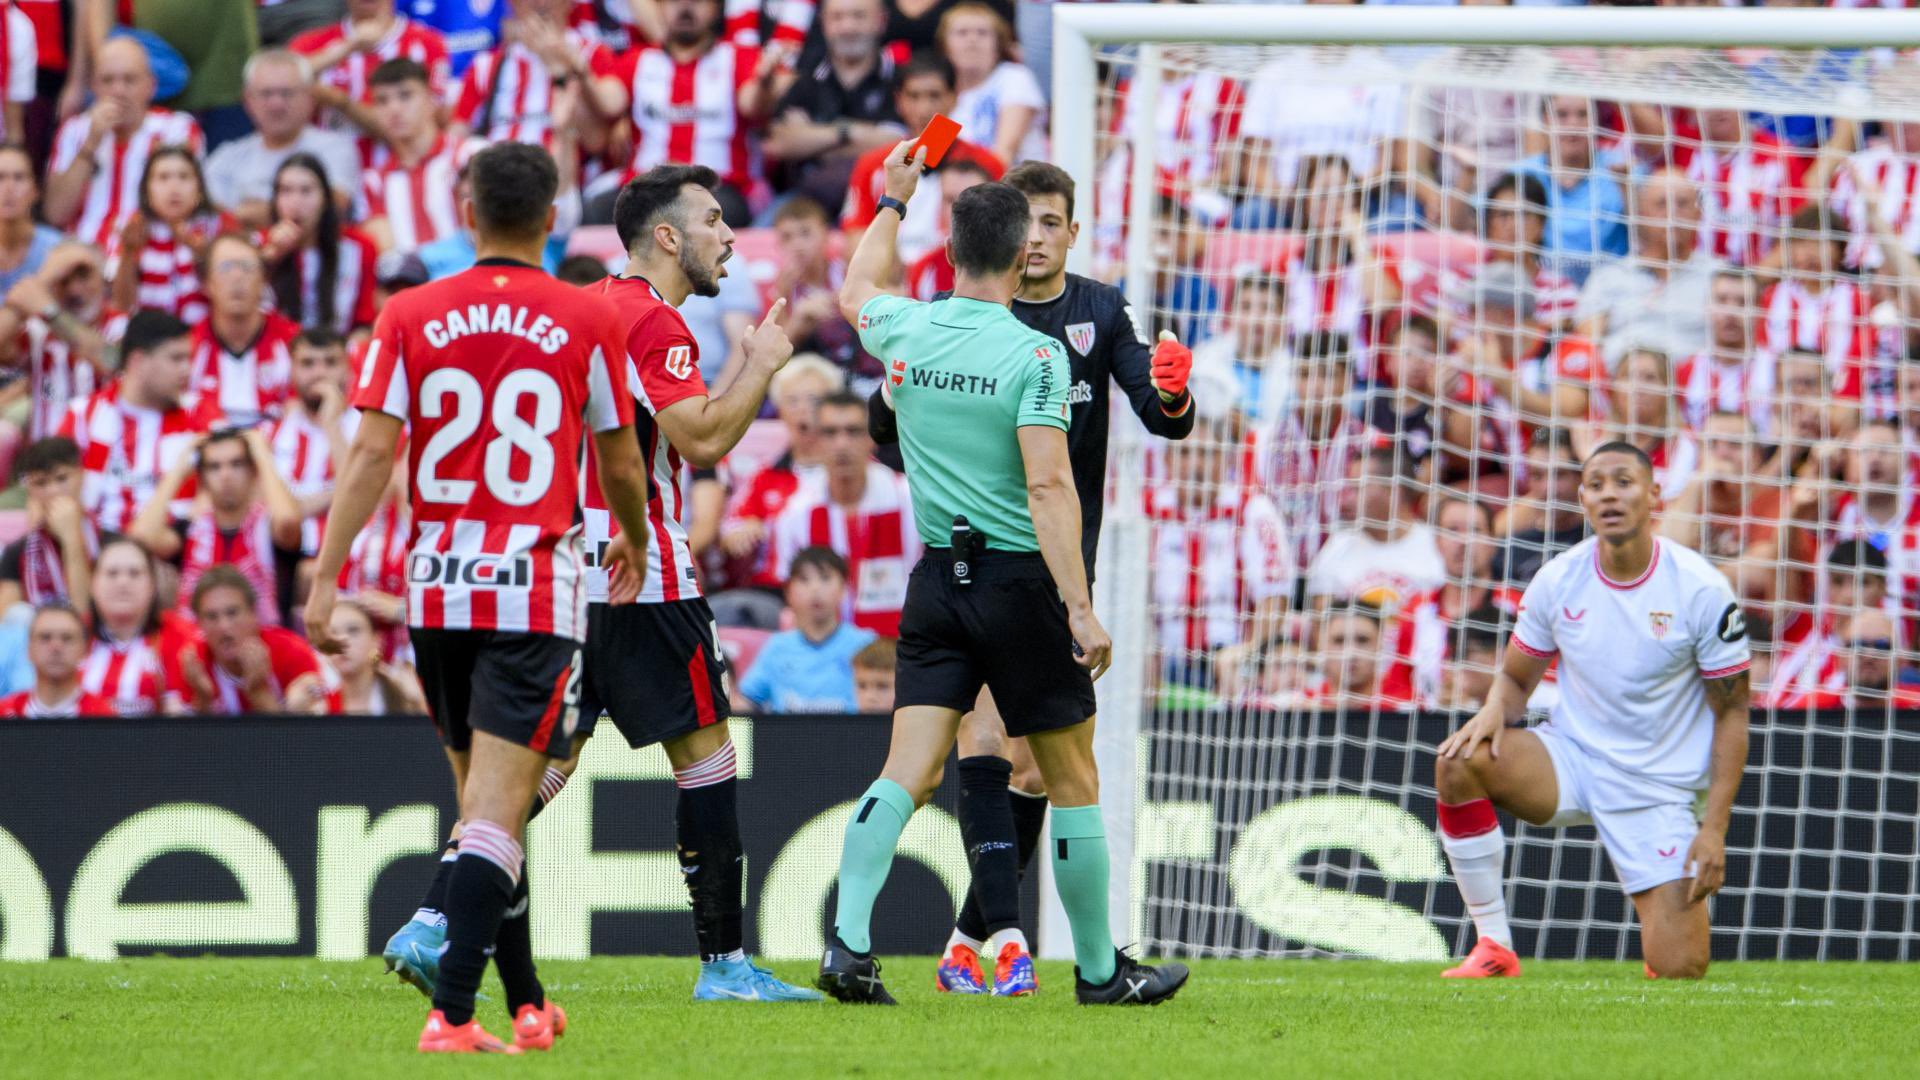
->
<box><xmin>1436</xmin><ymin>798</ymin><xmax>1498</xmax><ymax>839</ymax></box>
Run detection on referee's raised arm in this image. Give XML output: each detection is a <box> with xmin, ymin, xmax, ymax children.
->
<box><xmin>839</xmin><ymin>140</ymin><xmax>928</xmax><ymax>323</ymax></box>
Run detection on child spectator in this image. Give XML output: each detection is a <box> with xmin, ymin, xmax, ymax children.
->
<box><xmin>107</xmin><ymin>146</ymin><xmax>227</xmax><ymax>326</ymax></box>
<box><xmin>735</xmin><ymin>546</ymin><xmax>877</xmax><ymax>713</ymax></box>
<box><xmin>1193</xmin><ymin>271</ymin><xmax>1291</xmax><ymax>426</ymax></box>
<box><xmin>328</xmin><ymin>598</ymin><xmax>427</xmax><ymax>715</ymax></box>
<box><xmin>170</xmin><ymin>566</ymin><xmax>335</xmax><ymax>715</ymax></box>
<box><xmin>0</xmin><ymin>603</ymin><xmax>116</xmax><ymax>717</ymax></box>
<box><xmin>710</xmin><ymin>354</ymin><xmax>838</xmax><ymax>609</ymax></box>
<box><xmin>851</xmin><ymin>635</ymin><xmax>895</xmax><ymax>715</ymax></box>
<box><xmin>0</xmin><ymin>437</ymin><xmax>103</xmax><ymax>610</ymax></box>
<box><xmin>261</xmin><ymin>153</ymin><xmax>379</xmax><ymax>336</ymax></box>
<box><xmin>82</xmin><ymin>537</ymin><xmax>188</xmax><ymax>716</ymax></box>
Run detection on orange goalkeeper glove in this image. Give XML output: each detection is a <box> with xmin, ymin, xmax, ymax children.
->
<box><xmin>1150</xmin><ymin>330</ymin><xmax>1191</xmax><ymax>399</ymax></box>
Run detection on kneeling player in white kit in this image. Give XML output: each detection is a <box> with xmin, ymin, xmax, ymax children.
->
<box><xmin>1435</xmin><ymin>441</ymin><xmax>1751</xmax><ymax>979</ymax></box>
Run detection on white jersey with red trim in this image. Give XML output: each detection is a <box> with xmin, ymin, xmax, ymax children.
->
<box><xmin>583</xmin><ymin>275</ymin><xmax>705</xmax><ymax>605</ymax></box>
<box><xmin>82</xmin><ymin>633</ymin><xmax>168</xmax><ymax>716</ymax></box>
<box><xmin>57</xmin><ymin>381</ymin><xmax>214</xmax><ymax>533</ymax></box>
<box><xmin>1509</xmin><ymin>536</ymin><xmax>1751</xmax><ymax>801</ymax></box>
<box><xmin>619</xmin><ymin>42</ymin><xmax>763</xmax><ymax>193</ymax></box>
<box><xmin>49</xmin><ymin>108</ymin><xmax>204</xmax><ymax>249</ymax></box>
<box><xmin>351</xmin><ymin>261</ymin><xmax>637</xmax><ymax>639</ymax></box>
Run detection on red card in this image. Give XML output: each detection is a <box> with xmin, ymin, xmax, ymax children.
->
<box><xmin>911</xmin><ymin>114</ymin><xmax>962</xmax><ymax>169</ymax></box>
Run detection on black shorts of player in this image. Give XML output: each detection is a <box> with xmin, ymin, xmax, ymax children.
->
<box><xmin>578</xmin><ymin>597</ymin><xmax>730</xmax><ymax>749</ymax></box>
<box><xmin>410</xmin><ymin>628</ymin><xmax>584</xmax><ymax>760</ymax></box>
<box><xmin>894</xmin><ymin>548</ymin><xmax>1097</xmax><ymax>738</ymax></box>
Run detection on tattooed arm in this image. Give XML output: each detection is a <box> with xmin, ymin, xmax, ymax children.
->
<box><xmin>1689</xmin><ymin>668</ymin><xmax>1751</xmax><ymax>903</ymax></box>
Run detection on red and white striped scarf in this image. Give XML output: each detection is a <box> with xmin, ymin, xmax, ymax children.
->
<box><xmin>20</xmin><ymin>519</ymin><xmax>99</xmax><ymax>605</ymax></box>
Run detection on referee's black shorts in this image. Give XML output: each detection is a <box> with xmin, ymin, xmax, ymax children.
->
<box><xmin>894</xmin><ymin>548</ymin><xmax>1097</xmax><ymax>737</ymax></box>
<box><xmin>411</xmin><ymin>628</ymin><xmax>584</xmax><ymax>759</ymax></box>
<box><xmin>578</xmin><ymin>597</ymin><xmax>731</xmax><ymax>749</ymax></box>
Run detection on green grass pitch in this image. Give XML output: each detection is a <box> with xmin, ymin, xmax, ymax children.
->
<box><xmin>3</xmin><ymin>957</ymin><xmax>1912</xmax><ymax>1079</ymax></box>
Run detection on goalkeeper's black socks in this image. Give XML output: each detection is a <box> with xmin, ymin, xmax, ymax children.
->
<box><xmin>674</xmin><ymin>741</ymin><xmax>745</xmax><ymax>962</ymax></box>
<box><xmin>416</xmin><ymin>766</ymin><xmax>569</xmax><ymax>925</ymax></box>
<box><xmin>954</xmin><ymin>756</ymin><xmax>1022</xmax><ymax>941</ymax></box>
<box><xmin>1010</xmin><ymin>784</ymin><xmax>1049</xmax><ymax>873</ymax></box>
<box><xmin>432</xmin><ymin>819</ymin><xmax>521</xmax><ymax>1026</ymax></box>
<box><xmin>491</xmin><ymin>864</ymin><xmax>545</xmax><ymax>1015</ymax></box>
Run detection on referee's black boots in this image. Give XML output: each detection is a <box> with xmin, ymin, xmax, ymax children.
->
<box><xmin>817</xmin><ymin>933</ymin><xmax>898</xmax><ymax>1005</ymax></box>
<box><xmin>1074</xmin><ymin>950</ymin><xmax>1191</xmax><ymax>1006</ymax></box>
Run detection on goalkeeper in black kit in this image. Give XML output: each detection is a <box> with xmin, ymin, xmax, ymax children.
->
<box><xmin>869</xmin><ymin>161</ymin><xmax>1198</xmax><ymax>995</ymax></box>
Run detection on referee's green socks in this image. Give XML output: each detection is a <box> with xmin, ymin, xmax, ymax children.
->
<box><xmin>1050</xmin><ymin>804</ymin><xmax>1117</xmax><ymax>985</ymax></box>
<box><xmin>833</xmin><ymin>779</ymin><xmax>916</xmax><ymax>954</ymax></box>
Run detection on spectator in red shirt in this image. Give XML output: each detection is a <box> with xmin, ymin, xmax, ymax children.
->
<box><xmin>129</xmin><ymin>428</ymin><xmax>304</xmax><ymax>627</ymax></box>
<box><xmin>261</xmin><ymin>153</ymin><xmax>379</xmax><ymax>336</ymax></box>
<box><xmin>190</xmin><ymin>232</ymin><xmax>300</xmax><ymax>427</ymax></box>
<box><xmin>0</xmin><ymin>240</ymin><xmax>118</xmax><ymax>439</ymax></box>
<box><xmin>44</xmin><ymin>36</ymin><xmax>203</xmax><ymax>249</ymax></box>
<box><xmin>710</xmin><ymin>353</ymin><xmax>837</xmax><ymax>603</ymax></box>
<box><xmin>82</xmin><ymin>536</ymin><xmax>187</xmax><ymax>716</ymax></box>
<box><xmin>327</xmin><ymin>597</ymin><xmax>426</xmax><ymax>715</ymax></box>
<box><xmin>842</xmin><ymin>53</ymin><xmax>1003</xmax><ymax>266</ymax></box>
<box><xmin>0</xmin><ymin>436</ymin><xmax>102</xmax><ymax>611</ymax></box>
<box><xmin>0</xmin><ymin>603</ymin><xmax>115</xmax><ymax>718</ymax></box>
<box><xmin>107</xmin><ymin>145</ymin><xmax>227</xmax><ymax>327</ymax></box>
<box><xmin>292</xmin><ymin>0</ymin><xmax>453</xmax><ymax>135</ymax></box>
<box><xmin>771</xmin><ymin>389</ymin><xmax>918</xmax><ymax>636</ymax></box>
<box><xmin>452</xmin><ymin>0</ymin><xmax>627</xmax><ymax>151</ymax></box>
<box><xmin>359</xmin><ymin>58</ymin><xmax>467</xmax><ymax>254</ymax></box>
<box><xmin>171</xmin><ymin>565</ymin><xmax>334</xmax><ymax>715</ymax></box>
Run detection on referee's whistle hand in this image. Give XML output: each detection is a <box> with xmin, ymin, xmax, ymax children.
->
<box><xmin>1069</xmin><ymin>607</ymin><xmax>1112</xmax><ymax>681</ymax></box>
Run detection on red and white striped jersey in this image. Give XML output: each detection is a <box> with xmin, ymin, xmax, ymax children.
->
<box><xmin>771</xmin><ymin>463</ymin><xmax>920</xmax><ymax>637</ymax></box>
<box><xmin>57</xmin><ymin>381</ymin><xmax>214</xmax><ymax>533</ymax></box>
<box><xmin>188</xmin><ymin>313</ymin><xmax>301</xmax><ymax>428</ymax></box>
<box><xmin>723</xmin><ymin>0</ymin><xmax>813</xmax><ymax>50</ymax></box>
<box><xmin>583</xmin><ymin>275</ymin><xmax>704</xmax><ymax>605</ymax></box>
<box><xmin>0</xmin><ymin>4</ymin><xmax>37</xmax><ymax>141</ymax></box>
<box><xmin>453</xmin><ymin>29</ymin><xmax>619</xmax><ymax>147</ymax></box>
<box><xmin>82</xmin><ymin>630</ymin><xmax>173</xmax><ymax>716</ymax></box>
<box><xmin>1763</xmin><ymin>610</ymin><xmax>1847</xmax><ymax>709</ymax></box>
<box><xmin>1383</xmin><ymin>584</ymin><xmax>1523</xmax><ymax>706</ymax></box>
<box><xmin>619</xmin><ymin>42</ymin><xmax>764</xmax><ymax>194</ymax></box>
<box><xmin>1687</xmin><ymin>135</ymin><xmax>1794</xmax><ymax>267</ymax></box>
<box><xmin>0</xmin><ymin>687</ymin><xmax>116</xmax><ymax>717</ymax></box>
<box><xmin>176</xmin><ymin>505</ymin><xmax>283</xmax><ymax>626</ymax></box>
<box><xmin>905</xmin><ymin>246</ymin><xmax>954</xmax><ymax>303</ymax></box>
<box><xmin>352</xmin><ymin>260</ymin><xmax>636</xmax><ymax>639</ymax></box>
<box><xmin>1826</xmin><ymin>487</ymin><xmax>1920</xmax><ymax>619</ymax></box>
<box><xmin>0</xmin><ymin>521</ymin><xmax>102</xmax><ymax>605</ymax></box>
<box><xmin>358</xmin><ymin>134</ymin><xmax>466</xmax><ymax>252</ymax></box>
<box><xmin>1284</xmin><ymin>256</ymin><xmax>1364</xmax><ymax>343</ymax></box>
<box><xmin>271</xmin><ymin>404</ymin><xmax>359</xmax><ymax>555</ymax></box>
<box><xmin>104</xmin><ymin>215</ymin><xmax>226</xmax><ymax>327</ymax></box>
<box><xmin>19</xmin><ymin>310</ymin><xmax>122</xmax><ymax>439</ymax></box>
<box><xmin>1675</xmin><ymin>351</ymin><xmax>1768</xmax><ymax>431</ymax></box>
<box><xmin>48</xmin><ymin>108</ymin><xmax>204</xmax><ymax>249</ymax></box>
<box><xmin>1438</xmin><ymin>261</ymin><xmax>1579</xmax><ymax>334</ymax></box>
<box><xmin>340</xmin><ymin>498</ymin><xmax>413</xmax><ymax>664</ymax></box>
<box><xmin>1758</xmin><ymin>277</ymin><xmax>1874</xmax><ymax>400</ymax></box>
<box><xmin>290</xmin><ymin>15</ymin><xmax>452</xmax><ymax>116</ymax></box>
<box><xmin>284</xmin><ymin>230</ymin><xmax>380</xmax><ymax>335</ymax></box>
<box><xmin>168</xmin><ymin>624</ymin><xmax>336</xmax><ymax>715</ymax></box>
<box><xmin>1114</xmin><ymin>70</ymin><xmax>1246</xmax><ymax>191</ymax></box>
<box><xmin>1833</xmin><ymin>143</ymin><xmax>1920</xmax><ymax>262</ymax></box>
<box><xmin>1248</xmin><ymin>412</ymin><xmax>1383</xmax><ymax>568</ymax></box>
<box><xmin>1144</xmin><ymin>483</ymin><xmax>1294</xmax><ymax>659</ymax></box>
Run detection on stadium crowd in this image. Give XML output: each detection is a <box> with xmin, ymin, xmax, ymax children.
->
<box><xmin>0</xmin><ymin>0</ymin><xmax>1914</xmax><ymax>719</ymax></box>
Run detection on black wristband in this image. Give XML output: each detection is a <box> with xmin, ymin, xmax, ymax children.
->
<box><xmin>875</xmin><ymin>195</ymin><xmax>908</xmax><ymax>218</ymax></box>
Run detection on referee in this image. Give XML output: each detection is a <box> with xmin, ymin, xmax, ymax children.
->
<box><xmin>814</xmin><ymin>140</ymin><xmax>1189</xmax><ymax>1007</ymax></box>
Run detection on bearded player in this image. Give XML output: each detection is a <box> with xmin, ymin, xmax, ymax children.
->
<box><xmin>1435</xmin><ymin>442</ymin><xmax>1751</xmax><ymax>980</ymax></box>
<box><xmin>869</xmin><ymin>161</ymin><xmax>1197</xmax><ymax>995</ymax></box>
<box><xmin>308</xmin><ymin>141</ymin><xmax>657</xmax><ymax>1052</ymax></box>
<box><xmin>573</xmin><ymin>163</ymin><xmax>822</xmax><ymax>1003</ymax></box>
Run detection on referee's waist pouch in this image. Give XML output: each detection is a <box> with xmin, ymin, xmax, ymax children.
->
<box><xmin>917</xmin><ymin>546</ymin><xmax>1054</xmax><ymax>584</ymax></box>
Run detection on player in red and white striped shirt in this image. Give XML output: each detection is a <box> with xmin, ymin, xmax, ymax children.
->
<box><xmin>82</xmin><ymin>537</ymin><xmax>186</xmax><ymax>716</ymax></box>
<box><xmin>306</xmin><ymin>143</ymin><xmax>656</xmax><ymax>1050</ymax></box>
<box><xmin>1688</xmin><ymin>107</ymin><xmax>1799</xmax><ymax>268</ymax></box>
<box><xmin>450</xmin><ymin>0</ymin><xmax>627</xmax><ymax>149</ymax></box>
<box><xmin>0</xmin><ymin>604</ymin><xmax>116</xmax><ymax>718</ymax></box>
<box><xmin>190</xmin><ymin>233</ymin><xmax>299</xmax><ymax>427</ymax></box>
<box><xmin>291</xmin><ymin>0</ymin><xmax>452</xmax><ymax>134</ymax></box>
<box><xmin>129</xmin><ymin>428</ymin><xmax>304</xmax><ymax>628</ymax></box>
<box><xmin>771</xmin><ymin>391</ymin><xmax>919</xmax><ymax>636</ymax></box>
<box><xmin>611</xmin><ymin>0</ymin><xmax>784</xmax><ymax>223</ymax></box>
<box><xmin>0</xmin><ymin>241</ymin><xmax>122</xmax><ymax>439</ymax></box>
<box><xmin>59</xmin><ymin>310</ymin><xmax>216</xmax><ymax>534</ymax></box>
<box><xmin>44</xmin><ymin>38</ymin><xmax>204</xmax><ymax>250</ymax></box>
<box><xmin>573</xmin><ymin>164</ymin><xmax>821</xmax><ymax>1003</ymax></box>
<box><xmin>360</xmin><ymin>58</ymin><xmax>469</xmax><ymax>253</ymax></box>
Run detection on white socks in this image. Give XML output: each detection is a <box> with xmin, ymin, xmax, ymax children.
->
<box><xmin>1441</xmin><ymin>826</ymin><xmax>1513</xmax><ymax>949</ymax></box>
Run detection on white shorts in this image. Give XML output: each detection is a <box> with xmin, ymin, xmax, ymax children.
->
<box><xmin>1533</xmin><ymin>725</ymin><xmax>1706</xmax><ymax>895</ymax></box>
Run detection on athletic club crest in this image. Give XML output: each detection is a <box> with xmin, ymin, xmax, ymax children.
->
<box><xmin>1066</xmin><ymin>322</ymin><xmax>1097</xmax><ymax>355</ymax></box>
<box><xmin>1650</xmin><ymin>611</ymin><xmax>1673</xmax><ymax>639</ymax></box>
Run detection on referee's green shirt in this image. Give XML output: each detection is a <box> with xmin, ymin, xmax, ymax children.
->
<box><xmin>858</xmin><ymin>293</ymin><xmax>1072</xmax><ymax>553</ymax></box>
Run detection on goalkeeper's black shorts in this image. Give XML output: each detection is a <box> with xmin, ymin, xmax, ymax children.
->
<box><xmin>893</xmin><ymin>548</ymin><xmax>1097</xmax><ymax>737</ymax></box>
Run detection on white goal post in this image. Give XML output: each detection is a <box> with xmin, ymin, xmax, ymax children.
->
<box><xmin>1041</xmin><ymin>5</ymin><xmax>1920</xmax><ymax>963</ymax></box>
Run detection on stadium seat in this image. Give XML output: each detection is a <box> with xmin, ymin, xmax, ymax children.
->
<box><xmin>717</xmin><ymin>626</ymin><xmax>772</xmax><ymax>676</ymax></box>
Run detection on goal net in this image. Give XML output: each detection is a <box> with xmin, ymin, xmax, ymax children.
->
<box><xmin>1064</xmin><ymin>8</ymin><xmax>1920</xmax><ymax>964</ymax></box>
